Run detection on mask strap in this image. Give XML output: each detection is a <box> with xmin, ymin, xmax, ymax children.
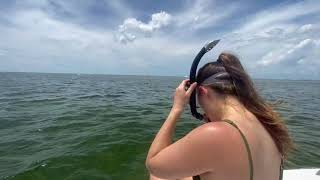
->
<box><xmin>216</xmin><ymin>58</ymin><xmax>240</xmax><ymax>97</ymax></box>
<box><xmin>201</xmin><ymin>72</ymin><xmax>231</xmax><ymax>85</ymax></box>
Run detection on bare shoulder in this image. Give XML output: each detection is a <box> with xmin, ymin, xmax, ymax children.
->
<box><xmin>186</xmin><ymin>121</ymin><xmax>239</xmax><ymax>150</ymax></box>
<box><xmin>190</xmin><ymin>121</ymin><xmax>238</xmax><ymax>137</ymax></box>
<box><xmin>179</xmin><ymin>121</ymin><xmax>243</xmax><ymax>171</ymax></box>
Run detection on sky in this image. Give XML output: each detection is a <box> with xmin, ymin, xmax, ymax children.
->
<box><xmin>0</xmin><ymin>0</ymin><xmax>319</xmax><ymax>80</ymax></box>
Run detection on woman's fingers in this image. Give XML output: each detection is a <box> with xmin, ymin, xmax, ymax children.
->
<box><xmin>177</xmin><ymin>79</ymin><xmax>196</xmax><ymax>96</ymax></box>
<box><xmin>172</xmin><ymin>79</ymin><xmax>196</xmax><ymax>111</ymax></box>
<box><xmin>179</xmin><ymin>79</ymin><xmax>189</xmax><ymax>88</ymax></box>
<box><xmin>186</xmin><ymin>82</ymin><xmax>197</xmax><ymax>96</ymax></box>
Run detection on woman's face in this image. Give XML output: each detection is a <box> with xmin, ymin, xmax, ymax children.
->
<box><xmin>197</xmin><ymin>86</ymin><xmax>211</xmax><ymax>122</ymax></box>
<box><xmin>197</xmin><ymin>86</ymin><xmax>224</xmax><ymax>122</ymax></box>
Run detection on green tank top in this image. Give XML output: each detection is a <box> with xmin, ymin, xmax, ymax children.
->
<box><xmin>192</xmin><ymin>119</ymin><xmax>284</xmax><ymax>180</ymax></box>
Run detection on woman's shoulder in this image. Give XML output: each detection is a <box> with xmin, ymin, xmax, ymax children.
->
<box><xmin>185</xmin><ymin>121</ymin><xmax>245</xmax><ymax>167</ymax></box>
<box><xmin>194</xmin><ymin>120</ymin><xmax>240</xmax><ymax>135</ymax></box>
<box><xmin>189</xmin><ymin>121</ymin><xmax>242</xmax><ymax>149</ymax></box>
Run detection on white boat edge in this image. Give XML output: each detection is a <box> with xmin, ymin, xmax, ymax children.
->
<box><xmin>283</xmin><ymin>168</ymin><xmax>320</xmax><ymax>180</ymax></box>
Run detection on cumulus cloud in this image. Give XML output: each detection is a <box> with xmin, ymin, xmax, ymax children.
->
<box><xmin>236</xmin><ymin>1</ymin><xmax>320</xmax><ymax>34</ymax></box>
<box><xmin>298</xmin><ymin>24</ymin><xmax>313</xmax><ymax>33</ymax></box>
<box><xmin>213</xmin><ymin>0</ymin><xmax>320</xmax><ymax>79</ymax></box>
<box><xmin>116</xmin><ymin>11</ymin><xmax>172</xmax><ymax>44</ymax></box>
<box><xmin>258</xmin><ymin>39</ymin><xmax>315</xmax><ymax>66</ymax></box>
<box><xmin>0</xmin><ymin>0</ymin><xmax>320</xmax><ymax>79</ymax></box>
<box><xmin>0</xmin><ymin>4</ymin><xmax>194</xmax><ymax>75</ymax></box>
<box><xmin>0</xmin><ymin>6</ymin><xmax>119</xmax><ymax>73</ymax></box>
<box><xmin>114</xmin><ymin>0</ymin><xmax>239</xmax><ymax>43</ymax></box>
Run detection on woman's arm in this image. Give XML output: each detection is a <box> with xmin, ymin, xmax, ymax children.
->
<box><xmin>145</xmin><ymin>107</ymin><xmax>183</xmax><ymax>164</ymax></box>
<box><xmin>150</xmin><ymin>173</ymin><xmax>193</xmax><ymax>180</ymax></box>
<box><xmin>146</xmin><ymin>80</ymin><xmax>196</xmax><ymax>163</ymax></box>
<box><xmin>145</xmin><ymin>80</ymin><xmax>232</xmax><ymax>179</ymax></box>
<box><xmin>146</xmin><ymin>119</ymin><xmax>233</xmax><ymax>179</ymax></box>
<box><xmin>146</xmin><ymin>80</ymin><xmax>202</xmax><ymax>179</ymax></box>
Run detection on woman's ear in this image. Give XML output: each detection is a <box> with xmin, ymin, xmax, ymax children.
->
<box><xmin>198</xmin><ymin>86</ymin><xmax>208</xmax><ymax>96</ymax></box>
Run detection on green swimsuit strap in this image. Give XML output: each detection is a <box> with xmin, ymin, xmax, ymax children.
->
<box><xmin>193</xmin><ymin>120</ymin><xmax>285</xmax><ymax>180</ymax></box>
<box><xmin>279</xmin><ymin>156</ymin><xmax>284</xmax><ymax>180</ymax></box>
<box><xmin>192</xmin><ymin>175</ymin><xmax>200</xmax><ymax>180</ymax></box>
<box><xmin>193</xmin><ymin>119</ymin><xmax>254</xmax><ymax>180</ymax></box>
<box><xmin>222</xmin><ymin>119</ymin><xmax>254</xmax><ymax>180</ymax></box>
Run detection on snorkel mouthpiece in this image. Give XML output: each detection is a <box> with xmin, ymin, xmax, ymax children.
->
<box><xmin>189</xmin><ymin>40</ymin><xmax>220</xmax><ymax>120</ymax></box>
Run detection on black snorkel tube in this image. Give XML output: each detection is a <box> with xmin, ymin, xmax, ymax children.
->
<box><xmin>189</xmin><ymin>40</ymin><xmax>220</xmax><ymax>120</ymax></box>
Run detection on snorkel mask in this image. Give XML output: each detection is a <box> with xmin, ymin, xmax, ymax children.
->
<box><xmin>189</xmin><ymin>40</ymin><xmax>220</xmax><ymax>120</ymax></box>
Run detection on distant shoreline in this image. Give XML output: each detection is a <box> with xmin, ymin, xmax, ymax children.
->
<box><xmin>0</xmin><ymin>71</ymin><xmax>319</xmax><ymax>81</ymax></box>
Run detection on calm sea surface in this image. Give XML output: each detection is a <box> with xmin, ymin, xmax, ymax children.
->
<box><xmin>0</xmin><ymin>72</ymin><xmax>319</xmax><ymax>179</ymax></box>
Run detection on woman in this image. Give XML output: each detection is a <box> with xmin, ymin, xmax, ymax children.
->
<box><xmin>145</xmin><ymin>53</ymin><xmax>294</xmax><ymax>180</ymax></box>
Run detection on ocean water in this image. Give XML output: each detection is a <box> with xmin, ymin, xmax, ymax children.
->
<box><xmin>0</xmin><ymin>72</ymin><xmax>319</xmax><ymax>179</ymax></box>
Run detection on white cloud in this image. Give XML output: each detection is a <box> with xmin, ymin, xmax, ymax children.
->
<box><xmin>0</xmin><ymin>7</ymin><xmax>196</xmax><ymax>75</ymax></box>
<box><xmin>0</xmin><ymin>8</ymin><xmax>119</xmax><ymax>73</ymax></box>
<box><xmin>12</xmin><ymin>10</ymin><xmax>109</xmax><ymax>43</ymax></box>
<box><xmin>214</xmin><ymin>0</ymin><xmax>320</xmax><ymax>79</ymax></box>
<box><xmin>298</xmin><ymin>24</ymin><xmax>313</xmax><ymax>33</ymax></box>
<box><xmin>116</xmin><ymin>11</ymin><xmax>172</xmax><ymax>44</ymax></box>
<box><xmin>174</xmin><ymin>0</ymin><xmax>239</xmax><ymax>30</ymax></box>
<box><xmin>258</xmin><ymin>39</ymin><xmax>314</xmax><ymax>66</ymax></box>
<box><xmin>237</xmin><ymin>1</ymin><xmax>320</xmax><ymax>34</ymax></box>
<box><xmin>115</xmin><ymin>0</ymin><xmax>240</xmax><ymax>44</ymax></box>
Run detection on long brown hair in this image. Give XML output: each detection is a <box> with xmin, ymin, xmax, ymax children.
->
<box><xmin>197</xmin><ymin>52</ymin><xmax>294</xmax><ymax>159</ymax></box>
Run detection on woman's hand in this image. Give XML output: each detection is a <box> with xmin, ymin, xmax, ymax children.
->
<box><xmin>172</xmin><ymin>79</ymin><xmax>197</xmax><ymax>113</ymax></box>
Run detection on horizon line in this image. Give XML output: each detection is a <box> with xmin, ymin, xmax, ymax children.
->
<box><xmin>0</xmin><ymin>71</ymin><xmax>319</xmax><ymax>81</ymax></box>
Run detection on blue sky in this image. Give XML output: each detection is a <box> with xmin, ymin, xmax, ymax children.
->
<box><xmin>0</xmin><ymin>0</ymin><xmax>319</xmax><ymax>79</ymax></box>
